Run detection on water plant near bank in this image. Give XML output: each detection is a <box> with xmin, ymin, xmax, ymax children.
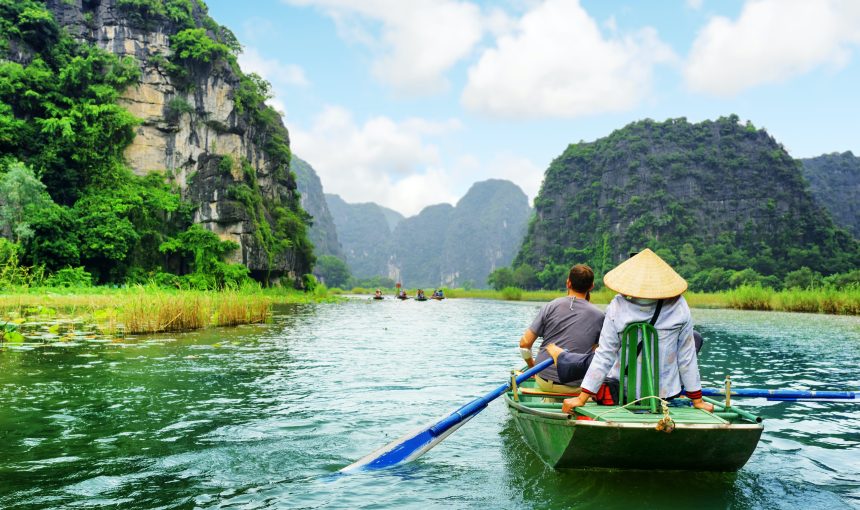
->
<box><xmin>0</xmin><ymin>285</ymin><xmax>338</xmax><ymax>339</ymax></box>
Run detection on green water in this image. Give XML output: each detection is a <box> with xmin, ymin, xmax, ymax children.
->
<box><xmin>1</xmin><ymin>298</ymin><xmax>859</xmax><ymax>509</ymax></box>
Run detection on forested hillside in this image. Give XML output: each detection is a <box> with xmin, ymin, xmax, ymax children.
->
<box><xmin>801</xmin><ymin>151</ymin><xmax>860</xmax><ymax>238</ymax></box>
<box><xmin>511</xmin><ymin>116</ymin><xmax>858</xmax><ymax>291</ymax></box>
<box><xmin>0</xmin><ymin>0</ymin><xmax>314</xmax><ymax>287</ymax></box>
<box><xmin>325</xmin><ymin>193</ymin><xmax>402</xmax><ymax>279</ymax></box>
<box><xmin>435</xmin><ymin>179</ymin><xmax>531</xmax><ymax>288</ymax></box>
<box><xmin>327</xmin><ymin>180</ymin><xmax>531</xmax><ymax>288</ymax></box>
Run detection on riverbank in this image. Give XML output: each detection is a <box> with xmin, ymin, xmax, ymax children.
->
<box><xmin>0</xmin><ymin>285</ymin><xmax>338</xmax><ymax>340</ymax></box>
<box><xmin>337</xmin><ymin>285</ymin><xmax>860</xmax><ymax>315</ymax></box>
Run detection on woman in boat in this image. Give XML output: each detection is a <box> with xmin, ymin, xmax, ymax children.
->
<box><xmin>417</xmin><ymin>289</ymin><xmax>426</xmax><ymax>299</ymax></box>
<box><xmin>374</xmin><ymin>289</ymin><xmax>383</xmax><ymax>299</ymax></box>
<box><xmin>562</xmin><ymin>249</ymin><xmax>713</xmax><ymax>413</ymax></box>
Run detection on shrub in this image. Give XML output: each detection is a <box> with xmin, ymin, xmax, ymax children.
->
<box><xmin>45</xmin><ymin>266</ymin><xmax>93</xmax><ymax>288</ymax></box>
<box><xmin>501</xmin><ymin>286</ymin><xmax>523</xmax><ymax>301</ymax></box>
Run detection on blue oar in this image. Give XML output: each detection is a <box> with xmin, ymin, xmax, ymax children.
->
<box><xmin>702</xmin><ymin>388</ymin><xmax>857</xmax><ymax>402</ymax></box>
<box><xmin>341</xmin><ymin>358</ymin><xmax>554</xmax><ymax>473</ymax></box>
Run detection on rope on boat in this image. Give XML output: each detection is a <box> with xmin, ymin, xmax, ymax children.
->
<box><xmin>588</xmin><ymin>395</ymin><xmax>675</xmax><ymax>433</ymax></box>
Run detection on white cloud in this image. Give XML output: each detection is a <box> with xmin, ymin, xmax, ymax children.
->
<box><xmin>686</xmin><ymin>0</ymin><xmax>704</xmax><ymax>10</ymax></box>
<box><xmin>488</xmin><ymin>153</ymin><xmax>544</xmax><ymax>203</ymax></box>
<box><xmin>461</xmin><ymin>0</ymin><xmax>675</xmax><ymax>118</ymax></box>
<box><xmin>238</xmin><ymin>47</ymin><xmax>310</xmax><ymax>87</ymax></box>
<box><xmin>290</xmin><ymin>106</ymin><xmax>462</xmax><ymax>215</ymax></box>
<box><xmin>685</xmin><ymin>0</ymin><xmax>860</xmax><ymax>96</ymax></box>
<box><xmin>283</xmin><ymin>0</ymin><xmax>483</xmax><ymax>94</ymax></box>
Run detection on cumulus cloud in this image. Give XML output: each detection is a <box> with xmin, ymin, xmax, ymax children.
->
<box><xmin>238</xmin><ymin>47</ymin><xmax>310</xmax><ymax>87</ymax></box>
<box><xmin>461</xmin><ymin>0</ymin><xmax>675</xmax><ymax>119</ymax></box>
<box><xmin>685</xmin><ymin>0</ymin><xmax>860</xmax><ymax>96</ymax></box>
<box><xmin>290</xmin><ymin>106</ymin><xmax>462</xmax><ymax>215</ymax></box>
<box><xmin>283</xmin><ymin>0</ymin><xmax>483</xmax><ymax>94</ymax></box>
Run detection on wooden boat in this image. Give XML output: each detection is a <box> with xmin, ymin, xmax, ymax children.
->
<box><xmin>505</xmin><ymin>378</ymin><xmax>763</xmax><ymax>471</ymax></box>
<box><xmin>416</xmin><ymin>296</ymin><xmax>428</xmax><ymax>301</ymax></box>
<box><xmin>431</xmin><ymin>296</ymin><xmax>445</xmax><ymax>300</ymax></box>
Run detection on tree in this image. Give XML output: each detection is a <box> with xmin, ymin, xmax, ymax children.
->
<box><xmin>315</xmin><ymin>255</ymin><xmax>350</xmax><ymax>288</ymax></box>
<box><xmin>0</xmin><ymin>161</ymin><xmax>53</xmax><ymax>242</ymax></box>
<box><xmin>487</xmin><ymin>267</ymin><xmax>515</xmax><ymax>291</ymax></box>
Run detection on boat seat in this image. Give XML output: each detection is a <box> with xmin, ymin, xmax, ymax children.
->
<box><xmin>620</xmin><ymin>322</ymin><xmax>660</xmax><ymax>413</ymax></box>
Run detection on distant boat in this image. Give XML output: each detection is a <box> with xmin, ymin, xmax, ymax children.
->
<box><xmin>372</xmin><ymin>296</ymin><xmax>384</xmax><ymax>300</ymax></box>
<box><xmin>416</xmin><ymin>296</ymin><xmax>428</xmax><ymax>301</ymax></box>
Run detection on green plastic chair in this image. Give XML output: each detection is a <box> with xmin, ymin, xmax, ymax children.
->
<box><xmin>619</xmin><ymin>322</ymin><xmax>660</xmax><ymax>413</ymax></box>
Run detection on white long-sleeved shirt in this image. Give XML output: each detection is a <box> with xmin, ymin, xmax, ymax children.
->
<box><xmin>580</xmin><ymin>294</ymin><xmax>702</xmax><ymax>399</ymax></box>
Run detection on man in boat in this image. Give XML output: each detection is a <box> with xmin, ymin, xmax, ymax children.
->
<box><xmin>374</xmin><ymin>289</ymin><xmax>383</xmax><ymax>298</ymax></box>
<box><xmin>561</xmin><ymin>249</ymin><xmax>714</xmax><ymax>413</ymax></box>
<box><xmin>519</xmin><ymin>264</ymin><xmax>604</xmax><ymax>394</ymax></box>
<box><xmin>417</xmin><ymin>289</ymin><xmax>426</xmax><ymax>299</ymax></box>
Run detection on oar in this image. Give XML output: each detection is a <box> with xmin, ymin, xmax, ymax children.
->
<box><xmin>702</xmin><ymin>388</ymin><xmax>857</xmax><ymax>402</ymax></box>
<box><xmin>340</xmin><ymin>358</ymin><xmax>554</xmax><ymax>473</ymax></box>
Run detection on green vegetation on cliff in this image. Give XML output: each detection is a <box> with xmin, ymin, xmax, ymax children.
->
<box><xmin>800</xmin><ymin>151</ymin><xmax>860</xmax><ymax>238</ymax></box>
<box><xmin>509</xmin><ymin>116</ymin><xmax>859</xmax><ymax>292</ymax></box>
<box><xmin>0</xmin><ymin>0</ymin><xmax>314</xmax><ymax>288</ymax></box>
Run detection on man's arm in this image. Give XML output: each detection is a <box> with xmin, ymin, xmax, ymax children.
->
<box><xmin>519</xmin><ymin>329</ymin><xmax>538</xmax><ymax>367</ymax></box>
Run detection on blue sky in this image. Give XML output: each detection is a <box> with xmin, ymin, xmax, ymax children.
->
<box><xmin>207</xmin><ymin>0</ymin><xmax>860</xmax><ymax>216</ymax></box>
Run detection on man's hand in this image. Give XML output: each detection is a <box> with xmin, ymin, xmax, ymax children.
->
<box><xmin>692</xmin><ymin>398</ymin><xmax>714</xmax><ymax>412</ymax></box>
<box><xmin>545</xmin><ymin>343</ymin><xmax>564</xmax><ymax>365</ymax></box>
<box><xmin>526</xmin><ymin>358</ymin><xmax>535</xmax><ymax>368</ymax></box>
<box><xmin>562</xmin><ymin>393</ymin><xmax>590</xmax><ymax>413</ymax></box>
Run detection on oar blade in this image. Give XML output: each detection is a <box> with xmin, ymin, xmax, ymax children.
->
<box><xmin>340</xmin><ymin>417</ymin><xmax>473</xmax><ymax>473</ymax></box>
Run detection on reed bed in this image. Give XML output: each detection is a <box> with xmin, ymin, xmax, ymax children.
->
<box><xmin>0</xmin><ymin>286</ymin><xmax>338</xmax><ymax>335</ymax></box>
<box><xmin>726</xmin><ymin>285</ymin><xmax>860</xmax><ymax>315</ymax></box>
<box><xmin>121</xmin><ymin>291</ymin><xmax>209</xmax><ymax>334</ymax></box>
<box><xmin>214</xmin><ymin>292</ymin><xmax>272</xmax><ymax>327</ymax></box>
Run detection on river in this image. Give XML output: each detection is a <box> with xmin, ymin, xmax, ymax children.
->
<box><xmin>1</xmin><ymin>297</ymin><xmax>859</xmax><ymax>509</ymax></box>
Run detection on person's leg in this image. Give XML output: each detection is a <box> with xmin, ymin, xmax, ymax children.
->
<box><xmin>535</xmin><ymin>375</ymin><xmax>580</xmax><ymax>394</ymax></box>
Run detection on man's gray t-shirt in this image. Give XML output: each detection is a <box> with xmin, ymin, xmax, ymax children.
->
<box><xmin>530</xmin><ymin>296</ymin><xmax>604</xmax><ymax>384</ymax></box>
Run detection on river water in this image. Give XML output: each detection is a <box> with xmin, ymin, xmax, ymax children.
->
<box><xmin>1</xmin><ymin>298</ymin><xmax>859</xmax><ymax>509</ymax></box>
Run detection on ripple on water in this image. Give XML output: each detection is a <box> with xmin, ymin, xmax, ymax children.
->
<box><xmin>0</xmin><ymin>302</ymin><xmax>859</xmax><ymax>509</ymax></box>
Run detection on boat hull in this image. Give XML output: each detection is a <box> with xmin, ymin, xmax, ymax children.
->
<box><xmin>506</xmin><ymin>399</ymin><xmax>762</xmax><ymax>471</ymax></box>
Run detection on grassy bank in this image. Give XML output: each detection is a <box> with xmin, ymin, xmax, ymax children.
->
<box><xmin>725</xmin><ymin>285</ymin><xmax>860</xmax><ymax>315</ymax></box>
<box><xmin>339</xmin><ymin>285</ymin><xmax>860</xmax><ymax>315</ymax></box>
<box><xmin>0</xmin><ymin>285</ymin><xmax>339</xmax><ymax>337</ymax></box>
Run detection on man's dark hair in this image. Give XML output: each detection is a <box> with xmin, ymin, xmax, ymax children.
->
<box><xmin>568</xmin><ymin>264</ymin><xmax>594</xmax><ymax>293</ymax></box>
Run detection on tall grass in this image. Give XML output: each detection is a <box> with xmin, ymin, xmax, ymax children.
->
<box><xmin>725</xmin><ymin>285</ymin><xmax>860</xmax><ymax>315</ymax></box>
<box><xmin>0</xmin><ymin>285</ymin><xmax>339</xmax><ymax>334</ymax></box>
<box><xmin>726</xmin><ymin>286</ymin><xmax>772</xmax><ymax>311</ymax></box>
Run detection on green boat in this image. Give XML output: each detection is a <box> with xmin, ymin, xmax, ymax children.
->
<box><xmin>505</xmin><ymin>379</ymin><xmax>763</xmax><ymax>471</ymax></box>
<box><xmin>506</xmin><ymin>322</ymin><xmax>762</xmax><ymax>471</ymax></box>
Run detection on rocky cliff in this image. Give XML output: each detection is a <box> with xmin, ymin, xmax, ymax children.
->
<box><xmin>292</xmin><ymin>156</ymin><xmax>343</xmax><ymax>259</ymax></box>
<box><xmin>516</xmin><ymin>116</ymin><xmax>858</xmax><ymax>281</ymax></box>
<box><xmin>325</xmin><ymin>194</ymin><xmax>403</xmax><ymax>279</ymax></box>
<box><xmin>800</xmin><ymin>151</ymin><xmax>860</xmax><ymax>238</ymax></box>
<box><xmin>42</xmin><ymin>0</ymin><xmax>312</xmax><ymax>282</ymax></box>
<box><xmin>327</xmin><ymin>180</ymin><xmax>531</xmax><ymax>288</ymax></box>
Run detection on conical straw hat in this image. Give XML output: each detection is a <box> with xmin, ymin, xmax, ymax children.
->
<box><xmin>603</xmin><ymin>248</ymin><xmax>687</xmax><ymax>299</ymax></box>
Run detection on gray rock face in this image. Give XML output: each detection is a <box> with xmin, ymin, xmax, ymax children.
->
<box><xmin>327</xmin><ymin>180</ymin><xmax>531</xmax><ymax>288</ymax></box>
<box><xmin>44</xmin><ymin>0</ymin><xmax>309</xmax><ymax>280</ymax></box>
<box><xmin>325</xmin><ymin>194</ymin><xmax>402</xmax><ymax>279</ymax></box>
<box><xmin>801</xmin><ymin>151</ymin><xmax>860</xmax><ymax>238</ymax></box>
<box><xmin>292</xmin><ymin>156</ymin><xmax>344</xmax><ymax>259</ymax></box>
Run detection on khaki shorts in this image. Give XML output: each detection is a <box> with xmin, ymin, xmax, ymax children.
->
<box><xmin>535</xmin><ymin>374</ymin><xmax>580</xmax><ymax>394</ymax></box>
